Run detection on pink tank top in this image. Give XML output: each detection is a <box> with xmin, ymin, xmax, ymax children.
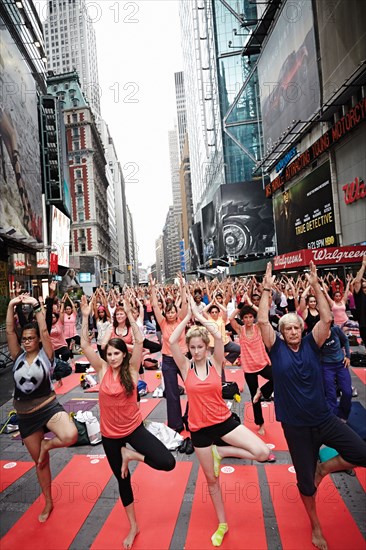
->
<box><xmin>332</xmin><ymin>302</ymin><xmax>348</xmax><ymax>326</ymax></box>
<box><xmin>63</xmin><ymin>312</ymin><xmax>77</xmax><ymax>339</ymax></box>
<box><xmin>160</xmin><ymin>318</ymin><xmax>187</xmax><ymax>356</ymax></box>
<box><xmin>111</xmin><ymin>326</ymin><xmax>133</xmax><ymax>345</ymax></box>
<box><xmin>99</xmin><ymin>367</ymin><xmax>142</xmax><ymax>438</ymax></box>
<box><xmin>50</xmin><ymin>320</ymin><xmax>68</xmax><ymax>350</ymax></box>
<box><xmin>239</xmin><ymin>324</ymin><xmax>271</xmax><ymax>373</ymax></box>
<box><xmin>184</xmin><ymin>362</ymin><xmax>231</xmax><ymax>431</ymax></box>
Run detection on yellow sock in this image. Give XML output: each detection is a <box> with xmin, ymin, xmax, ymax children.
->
<box><xmin>211</xmin><ymin>523</ymin><xmax>228</xmax><ymax>547</ymax></box>
<box><xmin>212</xmin><ymin>445</ymin><xmax>222</xmax><ymax>477</ymax></box>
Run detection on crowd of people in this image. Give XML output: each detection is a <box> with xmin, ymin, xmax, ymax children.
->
<box><xmin>5</xmin><ymin>256</ymin><xmax>366</xmax><ymax>549</ymax></box>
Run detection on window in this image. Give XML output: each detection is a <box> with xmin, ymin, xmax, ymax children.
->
<box><xmin>73</xmin><ymin>141</ymin><xmax>80</xmax><ymax>151</ymax></box>
<box><xmin>77</xmin><ymin>183</ymin><xmax>83</xmax><ymax>194</ymax></box>
<box><xmin>75</xmin><ymin>155</ymin><xmax>81</xmax><ymax>164</ymax></box>
<box><xmin>77</xmin><ymin>196</ymin><xmax>83</xmax><ymax>209</ymax></box>
<box><xmin>78</xmin><ymin>211</ymin><xmax>84</xmax><ymax>222</ymax></box>
<box><xmin>81</xmin><ymin>243</ymin><xmax>86</xmax><ymax>253</ymax></box>
<box><xmin>75</xmin><ymin>169</ymin><xmax>82</xmax><ymax>179</ymax></box>
<box><xmin>72</xmin><ymin>113</ymin><xmax>77</xmax><ymax>122</ymax></box>
<box><xmin>73</xmin><ymin>127</ymin><xmax>79</xmax><ymax>137</ymax></box>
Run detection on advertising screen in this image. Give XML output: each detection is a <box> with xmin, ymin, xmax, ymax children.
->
<box><xmin>273</xmin><ymin>162</ymin><xmax>337</xmax><ymax>254</ymax></box>
<box><xmin>0</xmin><ymin>18</ymin><xmax>43</xmax><ymax>243</ymax></box>
<box><xmin>201</xmin><ymin>201</ymin><xmax>219</xmax><ymax>262</ymax></box>
<box><xmin>189</xmin><ymin>222</ymin><xmax>203</xmax><ymax>270</ymax></box>
<box><xmin>257</xmin><ymin>0</ymin><xmax>320</xmax><ymax>155</ymax></box>
<box><xmin>51</xmin><ymin>206</ymin><xmax>70</xmax><ymax>268</ymax></box>
<box><xmin>216</xmin><ymin>182</ymin><xmax>275</xmax><ymax>257</ymax></box>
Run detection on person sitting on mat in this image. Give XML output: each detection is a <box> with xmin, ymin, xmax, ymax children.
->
<box><xmin>80</xmin><ymin>291</ymin><xmax>175</xmax><ymax>550</ymax></box>
<box><xmin>6</xmin><ymin>293</ymin><xmax>78</xmax><ymax>523</ymax></box>
<box><xmin>169</xmin><ymin>294</ymin><xmax>270</xmax><ymax>547</ymax></box>
<box><xmin>257</xmin><ymin>261</ymin><xmax>366</xmax><ymax>550</ymax></box>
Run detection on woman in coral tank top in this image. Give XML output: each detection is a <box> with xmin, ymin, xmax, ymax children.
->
<box><xmin>169</xmin><ymin>295</ymin><xmax>270</xmax><ymax>548</ymax></box>
<box><xmin>80</xmin><ymin>291</ymin><xmax>175</xmax><ymax>550</ymax></box>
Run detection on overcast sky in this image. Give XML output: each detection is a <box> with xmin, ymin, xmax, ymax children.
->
<box><xmin>39</xmin><ymin>0</ymin><xmax>184</xmax><ymax>267</ymax></box>
<box><xmin>95</xmin><ymin>1</ymin><xmax>183</xmax><ymax>267</ymax></box>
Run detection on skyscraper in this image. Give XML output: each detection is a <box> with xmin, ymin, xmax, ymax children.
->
<box><xmin>168</xmin><ymin>125</ymin><xmax>182</xmax><ymax>216</ymax></box>
<box><xmin>174</xmin><ymin>71</ymin><xmax>187</xmax><ymax>161</ymax></box>
<box><xmin>43</xmin><ymin>0</ymin><xmax>101</xmax><ymax>115</ymax></box>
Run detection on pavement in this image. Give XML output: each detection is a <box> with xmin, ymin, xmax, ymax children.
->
<box><xmin>0</xmin><ymin>350</ymin><xmax>365</xmax><ymax>549</ymax></box>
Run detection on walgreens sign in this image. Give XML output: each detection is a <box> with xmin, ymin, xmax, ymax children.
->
<box><xmin>274</xmin><ymin>245</ymin><xmax>366</xmax><ymax>270</ymax></box>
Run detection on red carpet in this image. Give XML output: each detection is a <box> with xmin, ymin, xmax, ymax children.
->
<box><xmin>355</xmin><ymin>467</ymin><xmax>366</xmax><ymax>492</ymax></box>
<box><xmin>0</xmin><ymin>460</ymin><xmax>34</xmax><ymax>492</ymax></box>
<box><xmin>352</xmin><ymin>367</ymin><xmax>366</xmax><ymax>384</ymax></box>
<box><xmin>91</xmin><ymin>461</ymin><xmax>192</xmax><ymax>550</ymax></box>
<box><xmin>224</xmin><ymin>368</ymin><xmax>244</xmax><ymax>392</ymax></box>
<box><xmin>0</xmin><ymin>455</ymin><xmax>112</xmax><ymax>549</ymax></box>
<box><xmin>54</xmin><ymin>372</ymin><xmax>81</xmax><ymax>394</ymax></box>
<box><xmin>185</xmin><ymin>465</ymin><xmax>266</xmax><ymax>549</ymax></box>
<box><xmin>244</xmin><ymin>402</ymin><xmax>289</xmax><ymax>451</ymax></box>
<box><xmin>139</xmin><ymin>398</ymin><xmax>161</xmax><ymax>420</ymax></box>
<box><xmin>265</xmin><ymin>464</ymin><xmax>365</xmax><ymax>550</ymax></box>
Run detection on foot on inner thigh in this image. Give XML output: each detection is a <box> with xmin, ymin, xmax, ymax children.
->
<box><xmin>312</xmin><ymin>527</ymin><xmax>328</xmax><ymax>550</ymax></box>
<box><xmin>38</xmin><ymin>501</ymin><xmax>54</xmax><ymax>523</ymax></box>
<box><xmin>253</xmin><ymin>388</ymin><xmax>262</xmax><ymax>404</ymax></box>
<box><xmin>121</xmin><ymin>446</ymin><xmax>133</xmax><ymax>479</ymax></box>
<box><xmin>315</xmin><ymin>462</ymin><xmax>326</xmax><ymax>488</ymax></box>
<box><xmin>123</xmin><ymin>525</ymin><xmax>140</xmax><ymax>549</ymax></box>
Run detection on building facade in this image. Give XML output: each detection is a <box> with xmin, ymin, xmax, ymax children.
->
<box><xmin>43</xmin><ymin>0</ymin><xmax>101</xmax><ymax>115</ymax></box>
<box><xmin>163</xmin><ymin>206</ymin><xmax>181</xmax><ymax>282</ymax></box>
<box><xmin>174</xmin><ymin>71</ymin><xmax>187</xmax><ymax>161</ymax></box>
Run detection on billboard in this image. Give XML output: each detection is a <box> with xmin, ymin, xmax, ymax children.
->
<box><xmin>51</xmin><ymin>206</ymin><xmax>70</xmax><ymax>268</ymax></box>
<box><xmin>0</xmin><ymin>18</ymin><xmax>43</xmax><ymax>243</ymax></box>
<box><xmin>189</xmin><ymin>222</ymin><xmax>203</xmax><ymax>270</ymax></box>
<box><xmin>273</xmin><ymin>162</ymin><xmax>337</xmax><ymax>255</ymax></box>
<box><xmin>201</xmin><ymin>201</ymin><xmax>219</xmax><ymax>262</ymax></box>
<box><xmin>258</xmin><ymin>0</ymin><xmax>320</xmax><ymax>155</ymax></box>
<box><xmin>216</xmin><ymin>182</ymin><xmax>275</xmax><ymax>257</ymax></box>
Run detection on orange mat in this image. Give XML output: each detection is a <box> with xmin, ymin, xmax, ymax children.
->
<box><xmin>265</xmin><ymin>464</ymin><xmax>365</xmax><ymax>550</ymax></box>
<box><xmin>244</xmin><ymin>402</ymin><xmax>289</xmax><ymax>451</ymax></box>
<box><xmin>0</xmin><ymin>460</ymin><xmax>34</xmax><ymax>492</ymax></box>
<box><xmin>355</xmin><ymin>467</ymin><xmax>366</xmax><ymax>492</ymax></box>
<box><xmin>185</xmin><ymin>465</ymin><xmax>267</xmax><ymax>549</ymax></box>
<box><xmin>0</xmin><ymin>455</ymin><xmax>112</xmax><ymax>549</ymax></box>
<box><xmin>91</xmin><ymin>461</ymin><xmax>192</xmax><ymax>549</ymax></box>
<box><xmin>54</xmin><ymin>372</ymin><xmax>81</xmax><ymax>395</ymax></box>
<box><xmin>139</xmin><ymin>398</ymin><xmax>161</xmax><ymax>420</ymax></box>
<box><xmin>352</xmin><ymin>367</ymin><xmax>366</xmax><ymax>384</ymax></box>
<box><xmin>143</xmin><ymin>370</ymin><xmax>163</xmax><ymax>391</ymax></box>
<box><xmin>224</xmin><ymin>368</ymin><xmax>244</xmax><ymax>392</ymax></box>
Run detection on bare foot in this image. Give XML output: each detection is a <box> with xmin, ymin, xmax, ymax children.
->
<box><xmin>121</xmin><ymin>446</ymin><xmax>132</xmax><ymax>479</ymax></box>
<box><xmin>37</xmin><ymin>439</ymin><xmax>50</xmax><ymax>469</ymax></box>
<box><xmin>55</xmin><ymin>379</ymin><xmax>63</xmax><ymax>389</ymax></box>
<box><xmin>315</xmin><ymin>462</ymin><xmax>325</xmax><ymax>489</ymax></box>
<box><xmin>258</xmin><ymin>424</ymin><xmax>265</xmax><ymax>435</ymax></box>
<box><xmin>312</xmin><ymin>527</ymin><xmax>328</xmax><ymax>550</ymax></box>
<box><xmin>38</xmin><ymin>501</ymin><xmax>54</xmax><ymax>523</ymax></box>
<box><xmin>123</xmin><ymin>525</ymin><xmax>140</xmax><ymax>549</ymax></box>
<box><xmin>253</xmin><ymin>388</ymin><xmax>262</xmax><ymax>404</ymax></box>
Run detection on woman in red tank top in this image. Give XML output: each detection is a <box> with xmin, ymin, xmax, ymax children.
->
<box><xmin>170</xmin><ymin>296</ymin><xmax>270</xmax><ymax>547</ymax></box>
<box><xmin>81</xmin><ymin>292</ymin><xmax>175</xmax><ymax>549</ymax></box>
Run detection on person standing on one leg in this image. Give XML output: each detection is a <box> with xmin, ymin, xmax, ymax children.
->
<box><xmin>258</xmin><ymin>261</ymin><xmax>366</xmax><ymax>550</ymax></box>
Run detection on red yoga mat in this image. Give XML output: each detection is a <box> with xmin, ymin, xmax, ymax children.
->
<box><xmin>139</xmin><ymin>398</ymin><xmax>161</xmax><ymax>420</ymax></box>
<box><xmin>143</xmin><ymin>370</ymin><xmax>163</xmax><ymax>391</ymax></box>
<box><xmin>244</xmin><ymin>401</ymin><xmax>289</xmax><ymax>451</ymax></box>
<box><xmin>224</xmin><ymin>368</ymin><xmax>244</xmax><ymax>392</ymax></box>
<box><xmin>91</xmin><ymin>461</ymin><xmax>192</xmax><ymax>550</ymax></box>
<box><xmin>185</xmin><ymin>465</ymin><xmax>267</xmax><ymax>549</ymax></box>
<box><xmin>54</xmin><ymin>372</ymin><xmax>81</xmax><ymax>395</ymax></box>
<box><xmin>355</xmin><ymin>467</ymin><xmax>366</xmax><ymax>492</ymax></box>
<box><xmin>352</xmin><ymin>367</ymin><xmax>366</xmax><ymax>384</ymax></box>
<box><xmin>0</xmin><ymin>455</ymin><xmax>112</xmax><ymax>550</ymax></box>
<box><xmin>0</xmin><ymin>460</ymin><xmax>34</xmax><ymax>492</ymax></box>
<box><xmin>265</xmin><ymin>464</ymin><xmax>365</xmax><ymax>550</ymax></box>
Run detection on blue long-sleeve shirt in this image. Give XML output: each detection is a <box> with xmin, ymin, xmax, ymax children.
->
<box><xmin>320</xmin><ymin>325</ymin><xmax>350</xmax><ymax>364</ymax></box>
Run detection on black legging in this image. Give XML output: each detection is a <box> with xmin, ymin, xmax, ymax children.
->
<box><xmin>102</xmin><ymin>423</ymin><xmax>175</xmax><ymax>507</ymax></box>
<box><xmin>244</xmin><ymin>364</ymin><xmax>273</xmax><ymax>426</ymax></box>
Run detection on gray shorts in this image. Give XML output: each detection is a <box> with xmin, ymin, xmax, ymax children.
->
<box><xmin>17</xmin><ymin>399</ymin><xmax>66</xmax><ymax>439</ymax></box>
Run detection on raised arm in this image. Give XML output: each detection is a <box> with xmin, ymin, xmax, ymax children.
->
<box><xmin>123</xmin><ymin>291</ymin><xmax>144</xmax><ymax>374</ymax></box>
<box><xmin>6</xmin><ymin>296</ymin><xmax>23</xmax><ymax>359</ymax></box>
<box><xmin>229</xmin><ymin>307</ymin><xmax>241</xmax><ymax>335</ymax></box>
<box><xmin>257</xmin><ymin>262</ymin><xmax>276</xmax><ymax>351</ymax></box>
<box><xmin>80</xmin><ymin>296</ymin><xmax>105</xmax><ymax>374</ymax></box>
<box><xmin>307</xmin><ymin>262</ymin><xmax>332</xmax><ymax>347</ymax></box>
<box><xmin>149</xmin><ymin>275</ymin><xmax>164</xmax><ymax>324</ymax></box>
<box><xmin>22</xmin><ymin>296</ymin><xmax>54</xmax><ymax>361</ymax></box>
<box><xmin>178</xmin><ymin>273</ymin><xmax>188</xmax><ymax>319</ymax></box>
<box><xmin>353</xmin><ymin>257</ymin><xmax>366</xmax><ymax>294</ymax></box>
<box><xmin>169</xmin><ymin>309</ymin><xmax>191</xmax><ymax>376</ymax></box>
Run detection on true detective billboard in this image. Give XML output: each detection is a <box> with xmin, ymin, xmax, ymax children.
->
<box><xmin>0</xmin><ymin>18</ymin><xmax>43</xmax><ymax>243</ymax></box>
<box><xmin>189</xmin><ymin>221</ymin><xmax>203</xmax><ymax>270</ymax></box>
<box><xmin>258</xmin><ymin>0</ymin><xmax>320</xmax><ymax>155</ymax></box>
<box><xmin>216</xmin><ymin>182</ymin><xmax>275</xmax><ymax>258</ymax></box>
<box><xmin>273</xmin><ymin>162</ymin><xmax>337</xmax><ymax>255</ymax></box>
<box><xmin>201</xmin><ymin>201</ymin><xmax>219</xmax><ymax>263</ymax></box>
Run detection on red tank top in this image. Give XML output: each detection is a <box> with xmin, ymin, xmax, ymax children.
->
<box><xmin>184</xmin><ymin>361</ymin><xmax>231</xmax><ymax>431</ymax></box>
<box><xmin>99</xmin><ymin>367</ymin><xmax>141</xmax><ymax>438</ymax></box>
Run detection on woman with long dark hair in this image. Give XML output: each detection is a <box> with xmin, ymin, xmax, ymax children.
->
<box><xmin>80</xmin><ymin>292</ymin><xmax>175</xmax><ymax>550</ymax></box>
